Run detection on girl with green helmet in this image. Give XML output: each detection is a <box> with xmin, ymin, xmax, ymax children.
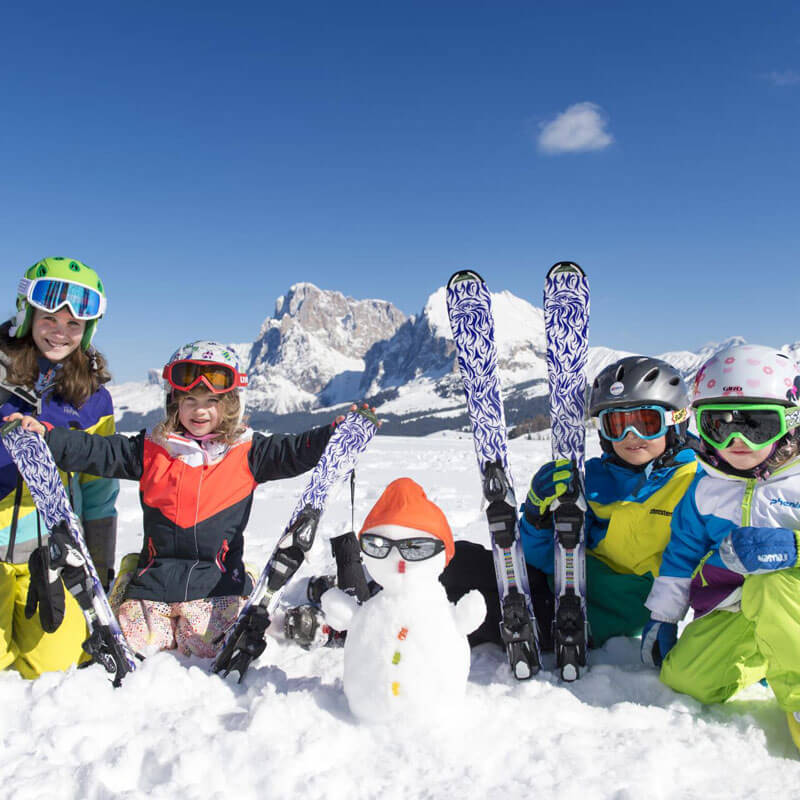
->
<box><xmin>0</xmin><ymin>257</ymin><xmax>119</xmax><ymax>679</ymax></box>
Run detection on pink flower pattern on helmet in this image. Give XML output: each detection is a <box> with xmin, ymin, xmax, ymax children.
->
<box><xmin>692</xmin><ymin>344</ymin><xmax>800</xmax><ymax>407</ymax></box>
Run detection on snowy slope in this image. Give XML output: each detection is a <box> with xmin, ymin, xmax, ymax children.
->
<box><xmin>2</xmin><ymin>434</ymin><xmax>798</xmax><ymax>799</ymax></box>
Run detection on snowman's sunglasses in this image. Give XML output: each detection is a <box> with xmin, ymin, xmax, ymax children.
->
<box><xmin>360</xmin><ymin>533</ymin><xmax>445</xmax><ymax>561</ymax></box>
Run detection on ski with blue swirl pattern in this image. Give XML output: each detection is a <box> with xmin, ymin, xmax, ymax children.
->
<box><xmin>447</xmin><ymin>270</ymin><xmax>541</xmax><ymax>680</ymax></box>
<box><xmin>212</xmin><ymin>408</ymin><xmax>379</xmax><ymax>681</ymax></box>
<box><xmin>544</xmin><ymin>261</ymin><xmax>590</xmax><ymax>681</ymax></box>
<box><xmin>1</xmin><ymin>420</ymin><xmax>137</xmax><ymax>686</ymax></box>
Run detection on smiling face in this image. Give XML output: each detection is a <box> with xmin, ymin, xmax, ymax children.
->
<box><xmin>177</xmin><ymin>390</ymin><xmax>222</xmax><ymax>438</ymax></box>
<box><xmin>716</xmin><ymin>440</ymin><xmax>772</xmax><ymax>472</ymax></box>
<box><xmin>31</xmin><ymin>307</ymin><xmax>85</xmax><ymax>362</ymax></box>
<box><xmin>610</xmin><ymin>431</ymin><xmax>667</xmax><ymax>466</ymax></box>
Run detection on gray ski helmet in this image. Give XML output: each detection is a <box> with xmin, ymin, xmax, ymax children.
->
<box><xmin>589</xmin><ymin>356</ymin><xmax>689</xmax><ymax>415</ymax></box>
<box><xmin>590</xmin><ymin>356</ymin><xmax>690</xmax><ymax>457</ymax></box>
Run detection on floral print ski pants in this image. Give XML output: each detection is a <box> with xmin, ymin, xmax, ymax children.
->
<box><xmin>116</xmin><ymin>595</ymin><xmax>247</xmax><ymax>658</ymax></box>
<box><xmin>110</xmin><ymin>553</ymin><xmax>247</xmax><ymax>658</ymax></box>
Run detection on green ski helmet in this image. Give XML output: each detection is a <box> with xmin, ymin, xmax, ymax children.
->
<box><xmin>10</xmin><ymin>257</ymin><xmax>107</xmax><ymax>351</ymax></box>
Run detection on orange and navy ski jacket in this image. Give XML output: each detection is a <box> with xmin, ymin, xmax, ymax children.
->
<box><xmin>45</xmin><ymin>424</ymin><xmax>332</xmax><ymax>603</ymax></box>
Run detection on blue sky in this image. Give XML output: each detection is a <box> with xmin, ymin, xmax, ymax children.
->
<box><xmin>1</xmin><ymin>1</ymin><xmax>798</xmax><ymax>382</ymax></box>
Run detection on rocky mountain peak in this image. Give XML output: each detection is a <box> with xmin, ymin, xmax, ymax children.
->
<box><xmin>247</xmin><ymin>283</ymin><xmax>407</xmax><ymax>403</ymax></box>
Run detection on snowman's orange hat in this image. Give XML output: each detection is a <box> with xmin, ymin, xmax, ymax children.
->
<box><xmin>359</xmin><ymin>477</ymin><xmax>455</xmax><ymax>563</ymax></box>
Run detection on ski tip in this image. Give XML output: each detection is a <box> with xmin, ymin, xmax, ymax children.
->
<box><xmin>546</xmin><ymin>261</ymin><xmax>585</xmax><ymax>279</ymax></box>
<box><xmin>447</xmin><ymin>269</ymin><xmax>485</xmax><ymax>289</ymax></box>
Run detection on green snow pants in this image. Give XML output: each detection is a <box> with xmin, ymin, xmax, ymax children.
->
<box><xmin>661</xmin><ymin>568</ymin><xmax>800</xmax><ymax>712</ymax></box>
<box><xmin>585</xmin><ymin>554</ymin><xmax>654</xmax><ymax>648</ymax></box>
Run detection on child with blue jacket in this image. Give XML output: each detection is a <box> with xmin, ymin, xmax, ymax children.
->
<box><xmin>442</xmin><ymin>356</ymin><xmax>699</xmax><ymax>652</ymax></box>
<box><xmin>642</xmin><ymin>344</ymin><xmax>800</xmax><ymax>754</ymax></box>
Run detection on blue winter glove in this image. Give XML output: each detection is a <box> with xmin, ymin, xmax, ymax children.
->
<box><xmin>640</xmin><ymin>618</ymin><xmax>678</xmax><ymax>668</ymax></box>
<box><xmin>524</xmin><ymin>459</ymin><xmax>576</xmax><ymax>526</ymax></box>
<box><xmin>719</xmin><ymin>527</ymin><xmax>800</xmax><ymax>575</ymax></box>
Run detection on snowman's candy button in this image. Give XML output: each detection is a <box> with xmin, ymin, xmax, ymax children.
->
<box><xmin>392</xmin><ymin>651</ymin><xmax>402</xmax><ymax>665</ymax></box>
<box><xmin>398</xmin><ymin>627</ymin><xmax>408</xmax><ymax>640</ymax></box>
<box><xmin>391</xmin><ymin>682</ymin><xmax>400</xmax><ymax>696</ymax></box>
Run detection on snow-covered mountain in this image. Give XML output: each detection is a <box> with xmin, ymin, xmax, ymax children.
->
<box><xmin>108</xmin><ymin>283</ymin><xmax>800</xmax><ymax>434</ymax></box>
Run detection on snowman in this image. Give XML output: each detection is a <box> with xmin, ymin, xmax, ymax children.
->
<box><xmin>321</xmin><ymin>477</ymin><xmax>485</xmax><ymax>723</ymax></box>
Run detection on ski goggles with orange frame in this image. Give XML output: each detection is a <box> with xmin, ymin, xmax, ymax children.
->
<box><xmin>162</xmin><ymin>360</ymin><xmax>248</xmax><ymax>394</ymax></box>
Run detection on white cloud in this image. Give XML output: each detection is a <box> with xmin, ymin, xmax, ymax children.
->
<box><xmin>537</xmin><ymin>102</ymin><xmax>614</xmax><ymax>155</ymax></box>
<box><xmin>765</xmin><ymin>70</ymin><xmax>800</xmax><ymax>86</ymax></box>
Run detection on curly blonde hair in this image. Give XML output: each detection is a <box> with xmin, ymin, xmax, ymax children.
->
<box><xmin>153</xmin><ymin>386</ymin><xmax>245</xmax><ymax>445</ymax></box>
<box><xmin>0</xmin><ymin>320</ymin><xmax>111</xmax><ymax>408</ymax></box>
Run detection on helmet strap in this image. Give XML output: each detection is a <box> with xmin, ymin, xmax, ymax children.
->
<box><xmin>80</xmin><ymin>320</ymin><xmax>97</xmax><ymax>352</ymax></box>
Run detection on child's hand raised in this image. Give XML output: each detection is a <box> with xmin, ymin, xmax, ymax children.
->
<box><xmin>2</xmin><ymin>413</ymin><xmax>46</xmax><ymax>436</ymax></box>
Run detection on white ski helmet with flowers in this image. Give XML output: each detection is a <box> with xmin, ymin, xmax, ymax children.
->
<box><xmin>162</xmin><ymin>340</ymin><xmax>248</xmax><ymax>410</ymax></box>
<box><xmin>692</xmin><ymin>344</ymin><xmax>800</xmax><ymax>407</ymax></box>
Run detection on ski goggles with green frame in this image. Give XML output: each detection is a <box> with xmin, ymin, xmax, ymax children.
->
<box><xmin>695</xmin><ymin>403</ymin><xmax>800</xmax><ymax>451</ymax></box>
<box><xmin>18</xmin><ymin>277</ymin><xmax>106</xmax><ymax>320</ymax></box>
<box><xmin>597</xmin><ymin>405</ymin><xmax>689</xmax><ymax>442</ymax></box>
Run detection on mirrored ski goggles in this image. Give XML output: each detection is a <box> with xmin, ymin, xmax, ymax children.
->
<box><xmin>18</xmin><ymin>277</ymin><xmax>106</xmax><ymax>320</ymax></box>
<box><xmin>695</xmin><ymin>403</ymin><xmax>800</xmax><ymax>450</ymax></box>
<box><xmin>597</xmin><ymin>405</ymin><xmax>688</xmax><ymax>442</ymax></box>
<box><xmin>360</xmin><ymin>533</ymin><xmax>445</xmax><ymax>561</ymax></box>
<box><xmin>162</xmin><ymin>360</ymin><xmax>248</xmax><ymax>394</ymax></box>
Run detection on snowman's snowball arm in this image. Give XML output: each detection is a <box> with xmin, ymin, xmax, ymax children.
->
<box><xmin>320</xmin><ymin>587</ymin><xmax>359</xmax><ymax>631</ymax></box>
<box><xmin>453</xmin><ymin>589</ymin><xmax>486</xmax><ymax>635</ymax></box>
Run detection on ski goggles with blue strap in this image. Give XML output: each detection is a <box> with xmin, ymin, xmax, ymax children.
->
<box><xmin>598</xmin><ymin>405</ymin><xmax>689</xmax><ymax>442</ymax></box>
<box><xmin>18</xmin><ymin>277</ymin><xmax>106</xmax><ymax>320</ymax></box>
<box><xmin>695</xmin><ymin>403</ymin><xmax>800</xmax><ymax>451</ymax></box>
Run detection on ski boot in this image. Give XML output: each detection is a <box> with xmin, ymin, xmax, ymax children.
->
<box><xmin>284</xmin><ymin>604</ymin><xmax>346</xmax><ymax>649</ymax></box>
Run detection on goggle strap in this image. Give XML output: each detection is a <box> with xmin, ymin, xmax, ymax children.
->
<box><xmin>666</xmin><ymin>408</ymin><xmax>689</xmax><ymax>426</ymax></box>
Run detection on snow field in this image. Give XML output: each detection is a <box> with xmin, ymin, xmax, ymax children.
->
<box><xmin>2</xmin><ymin>433</ymin><xmax>799</xmax><ymax>799</ymax></box>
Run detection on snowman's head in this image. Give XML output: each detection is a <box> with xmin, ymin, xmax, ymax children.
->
<box><xmin>358</xmin><ymin>478</ymin><xmax>454</xmax><ymax>595</ymax></box>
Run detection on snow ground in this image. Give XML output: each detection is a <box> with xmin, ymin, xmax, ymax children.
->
<box><xmin>2</xmin><ymin>434</ymin><xmax>799</xmax><ymax>799</ymax></box>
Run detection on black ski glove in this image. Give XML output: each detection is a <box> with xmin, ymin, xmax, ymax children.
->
<box><xmin>25</xmin><ymin>529</ymin><xmax>87</xmax><ymax>633</ymax></box>
<box><xmin>331</xmin><ymin>531</ymin><xmax>370</xmax><ymax>602</ymax></box>
<box><xmin>26</xmin><ymin>543</ymin><xmax>66</xmax><ymax>634</ymax></box>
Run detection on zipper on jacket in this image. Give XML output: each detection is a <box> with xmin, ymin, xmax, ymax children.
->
<box><xmin>184</xmin><ymin>463</ymin><xmax>205</xmax><ymax>601</ymax></box>
<box><xmin>691</xmin><ymin>550</ymin><xmax>715</xmax><ymax>587</ymax></box>
<box><xmin>741</xmin><ymin>479</ymin><xmax>755</xmax><ymax>526</ymax></box>
<box><xmin>138</xmin><ymin>537</ymin><xmax>157</xmax><ymax>577</ymax></box>
<box><xmin>216</xmin><ymin>539</ymin><xmax>230</xmax><ymax>573</ymax></box>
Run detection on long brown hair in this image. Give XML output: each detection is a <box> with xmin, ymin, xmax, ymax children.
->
<box><xmin>153</xmin><ymin>386</ymin><xmax>245</xmax><ymax>445</ymax></box>
<box><xmin>0</xmin><ymin>320</ymin><xmax>111</xmax><ymax>408</ymax></box>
